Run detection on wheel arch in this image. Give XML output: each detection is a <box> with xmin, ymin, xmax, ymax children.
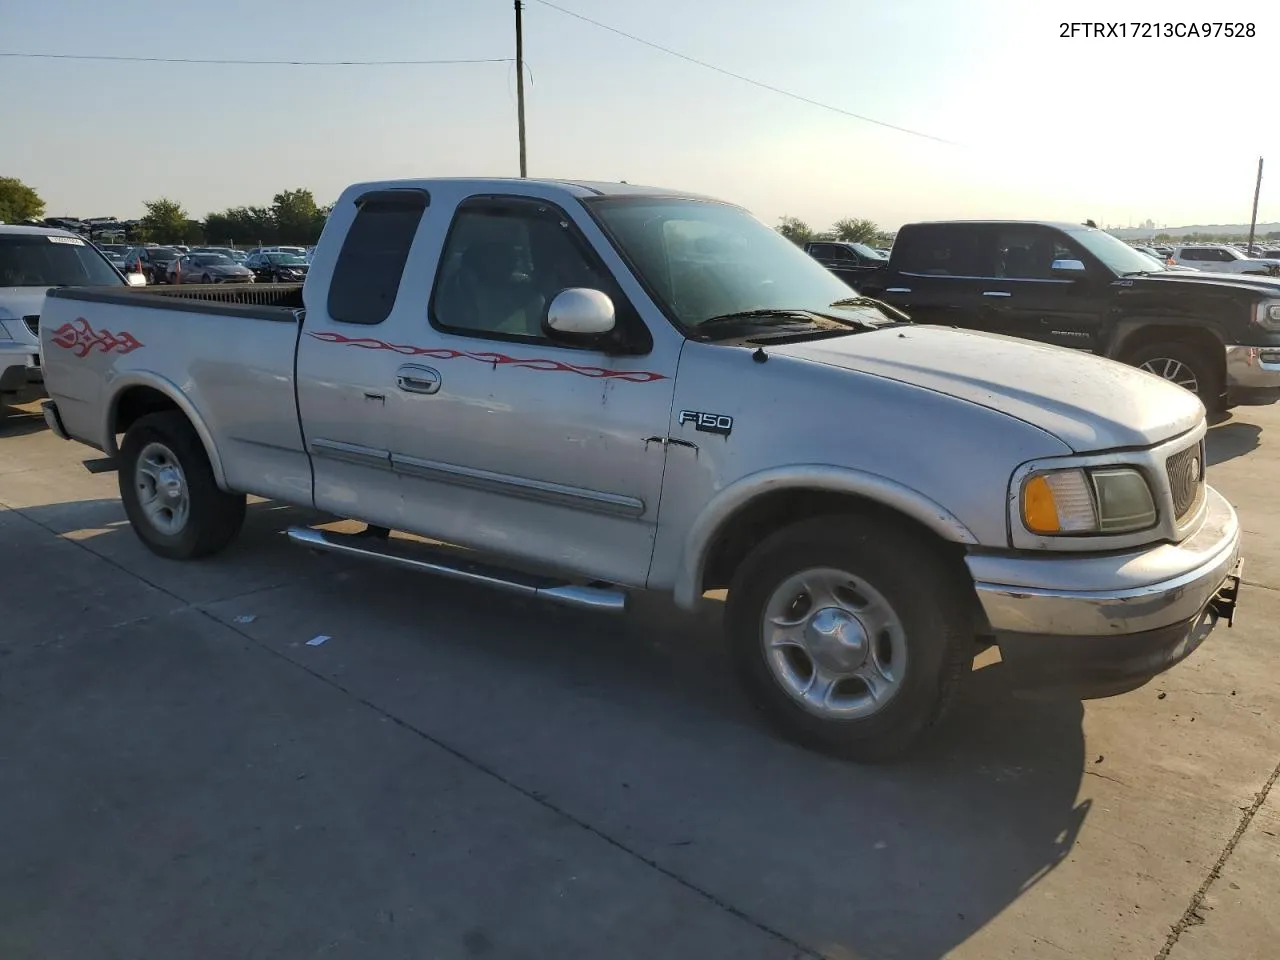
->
<box><xmin>105</xmin><ymin>373</ymin><xmax>229</xmax><ymax>490</ymax></box>
<box><xmin>672</xmin><ymin>466</ymin><xmax>978</xmax><ymax>610</ymax></box>
<box><xmin>1108</xmin><ymin>319</ymin><xmax>1226</xmax><ymax>365</ymax></box>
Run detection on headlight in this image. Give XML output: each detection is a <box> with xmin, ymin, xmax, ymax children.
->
<box><xmin>1255</xmin><ymin>300</ymin><xmax>1280</xmax><ymax>330</ymax></box>
<box><xmin>1021</xmin><ymin>467</ymin><xmax>1157</xmax><ymax>536</ymax></box>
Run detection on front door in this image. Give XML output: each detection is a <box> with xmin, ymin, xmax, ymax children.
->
<box><xmin>385</xmin><ymin>194</ymin><xmax>678</xmax><ymax>588</ymax></box>
<box><xmin>977</xmin><ymin>226</ymin><xmax>1110</xmax><ymax>351</ymax></box>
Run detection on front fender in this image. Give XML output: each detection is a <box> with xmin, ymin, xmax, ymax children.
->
<box><xmin>672</xmin><ymin>464</ymin><xmax>979</xmax><ymax>610</ymax></box>
<box><xmin>102</xmin><ymin>370</ymin><xmax>229</xmax><ymax>490</ymax></box>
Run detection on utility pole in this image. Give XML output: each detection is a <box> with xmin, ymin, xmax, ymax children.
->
<box><xmin>515</xmin><ymin>0</ymin><xmax>527</xmax><ymax>178</ymax></box>
<box><xmin>1246</xmin><ymin>156</ymin><xmax>1263</xmax><ymax>254</ymax></box>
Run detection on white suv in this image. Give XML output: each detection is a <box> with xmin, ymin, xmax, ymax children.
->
<box><xmin>1171</xmin><ymin>244</ymin><xmax>1280</xmax><ymax>276</ymax></box>
<box><xmin>1</xmin><ymin>225</ymin><xmax>131</xmax><ymax>413</ymax></box>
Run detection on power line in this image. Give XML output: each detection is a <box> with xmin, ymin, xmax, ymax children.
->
<box><xmin>0</xmin><ymin>52</ymin><xmax>512</xmax><ymax>66</ymax></box>
<box><xmin>528</xmin><ymin>0</ymin><xmax>958</xmax><ymax>146</ymax></box>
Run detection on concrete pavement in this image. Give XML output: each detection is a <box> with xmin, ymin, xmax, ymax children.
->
<box><xmin>1</xmin><ymin>399</ymin><xmax>1276</xmax><ymax>959</ymax></box>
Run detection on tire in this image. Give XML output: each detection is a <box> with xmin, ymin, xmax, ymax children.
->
<box><xmin>201</xmin><ymin>274</ymin><xmax>212</xmax><ymax>284</ymax></box>
<box><xmin>725</xmin><ymin>514</ymin><xmax>973</xmax><ymax>762</ymax></box>
<box><xmin>1124</xmin><ymin>339</ymin><xmax>1224</xmax><ymax>411</ymax></box>
<box><xmin>118</xmin><ymin>411</ymin><xmax>246</xmax><ymax>559</ymax></box>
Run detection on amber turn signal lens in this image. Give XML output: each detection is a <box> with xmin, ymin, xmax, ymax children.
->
<box><xmin>1022</xmin><ymin>474</ymin><xmax>1061</xmax><ymax>534</ymax></box>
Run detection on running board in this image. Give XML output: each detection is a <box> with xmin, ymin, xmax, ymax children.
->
<box><xmin>286</xmin><ymin>527</ymin><xmax>628</xmax><ymax>614</ymax></box>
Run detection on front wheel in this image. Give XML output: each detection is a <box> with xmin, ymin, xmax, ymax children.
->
<box><xmin>1125</xmin><ymin>340</ymin><xmax>1223</xmax><ymax>411</ymax></box>
<box><xmin>119</xmin><ymin>411</ymin><xmax>246</xmax><ymax>559</ymax></box>
<box><xmin>726</xmin><ymin>515</ymin><xmax>973</xmax><ymax>762</ymax></box>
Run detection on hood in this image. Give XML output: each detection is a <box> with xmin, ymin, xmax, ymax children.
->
<box><xmin>1135</xmin><ymin>271</ymin><xmax>1280</xmax><ymax>296</ymax></box>
<box><xmin>0</xmin><ymin>287</ymin><xmax>55</xmax><ymax>343</ymax></box>
<box><xmin>769</xmin><ymin>325</ymin><xmax>1203</xmax><ymax>452</ymax></box>
<box><xmin>206</xmin><ymin>264</ymin><xmax>252</xmax><ymax>275</ymax></box>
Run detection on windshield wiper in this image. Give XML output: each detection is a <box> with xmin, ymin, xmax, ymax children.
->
<box><xmin>829</xmin><ymin>296</ymin><xmax>883</xmax><ymax>308</ymax></box>
<box><xmin>829</xmin><ymin>295</ymin><xmax>910</xmax><ymax>322</ymax></box>
<box><xmin>698</xmin><ymin>308</ymin><xmax>822</xmax><ymax>328</ymax></box>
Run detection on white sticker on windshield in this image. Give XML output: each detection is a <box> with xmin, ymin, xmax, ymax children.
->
<box><xmin>48</xmin><ymin>236</ymin><xmax>85</xmax><ymax>245</ymax></box>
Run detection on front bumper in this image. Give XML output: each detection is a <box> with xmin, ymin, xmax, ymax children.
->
<box><xmin>1225</xmin><ymin>345</ymin><xmax>1280</xmax><ymax>404</ymax></box>
<box><xmin>0</xmin><ymin>342</ymin><xmax>45</xmax><ymax>395</ymax></box>
<box><xmin>967</xmin><ymin>485</ymin><xmax>1241</xmax><ymax>696</ymax></box>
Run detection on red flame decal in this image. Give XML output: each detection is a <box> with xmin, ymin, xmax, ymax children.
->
<box><xmin>306</xmin><ymin>331</ymin><xmax>668</xmax><ymax>383</ymax></box>
<box><xmin>51</xmin><ymin>318</ymin><xmax>144</xmax><ymax>358</ymax></box>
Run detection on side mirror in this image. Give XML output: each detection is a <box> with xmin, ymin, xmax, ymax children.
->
<box><xmin>125</xmin><ymin>272</ymin><xmax>147</xmax><ymax>286</ymax></box>
<box><xmin>1050</xmin><ymin>259</ymin><xmax>1087</xmax><ymax>277</ymax></box>
<box><xmin>544</xmin><ymin>288</ymin><xmax>616</xmax><ymax>339</ymax></box>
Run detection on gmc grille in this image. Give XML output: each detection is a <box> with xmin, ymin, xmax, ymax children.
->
<box><xmin>1165</xmin><ymin>441</ymin><xmax>1205</xmax><ymax>521</ymax></box>
<box><xmin>23</xmin><ymin>315</ymin><xmax>39</xmax><ymax>337</ymax></box>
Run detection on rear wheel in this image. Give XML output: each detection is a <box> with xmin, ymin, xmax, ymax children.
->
<box><xmin>119</xmin><ymin>411</ymin><xmax>246</xmax><ymax>559</ymax></box>
<box><xmin>725</xmin><ymin>515</ymin><xmax>973</xmax><ymax>762</ymax></box>
<box><xmin>1125</xmin><ymin>339</ymin><xmax>1224</xmax><ymax>411</ymax></box>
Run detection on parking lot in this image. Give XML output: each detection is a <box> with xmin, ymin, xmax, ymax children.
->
<box><xmin>1</xmin><ymin>397</ymin><xmax>1276</xmax><ymax>959</ymax></box>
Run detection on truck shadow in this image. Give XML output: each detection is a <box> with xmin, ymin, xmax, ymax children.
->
<box><xmin>1206</xmin><ymin>417</ymin><xmax>1261</xmax><ymax>466</ymax></box>
<box><xmin>0</xmin><ymin>408</ymin><xmax>48</xmax><ymax>438</ymax></box>
<box><xmin>13</xmin><ymin>497</ymin><xmax>1090</xmax><ymax>960</ymax></box>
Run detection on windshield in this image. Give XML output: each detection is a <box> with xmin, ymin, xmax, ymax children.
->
<box><xmin>191</xmin><ymin>254</ymin><xmax>233</xmax><ymax>266</ymax></box>
<box><xmin>145</xmin><ymin>247</ymin><xmax>180</xmax><ymax>259</ymax></box>
<box><xmin>0</xmin><ymin>235</ymin><xmax>124</xmax><ymax>287</ymax></box>
<box><xmin>1066</xmin><ymin>227</ymin><xmax>1167</xmax><ymax>275</ymax></box>
<box><xmin>586</xmin><ymin>197</ymin><xmax>859</xmax><ymax>328</ymax></box>
<box><xmin>850</xmin><ymin>242</ymin><xmax>887</xmax><ymax>260</ymax></box>
<box><xmin>268</xmin><ymin>254</ymin><xmax>307</xmax><ymax>265</ymax></box>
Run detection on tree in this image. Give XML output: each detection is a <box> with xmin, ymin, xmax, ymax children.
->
<box><xmin>138</xmin><ymin>197</ymin><xmax>190</xmax><ymax>243</ymax></box>
<box><xmin>830</xmin><ymin>217</ymin><xmax>880</xmax><ymax>244</ymax></box>
<box><xmin>776</xmin><ymin>216</ymin><xmax>814</xmax><ymax>246</ymax></box>
<box><xmin>0</xmin><ymin>176</ymin><xmax>45</xmax><ymax>223</ymax></box>
<box><xmin>272</xmin><ymin>188</ymin><xmax>326</xmax><ymax>245</ymax></box>
<box><xmin>204</xmin><ymin>205</ymin><xmax>277</xmax><ymax>246</ymax></box>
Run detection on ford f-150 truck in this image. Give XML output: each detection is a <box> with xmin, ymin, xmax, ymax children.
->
<box><xmin>38</xmin><ymin>179</ymin><xmax>1243</xmax><ymax>761</ymax></box>
<box><xmin>843</xmin><ymin>220</ymin><xmax>1280</xmax><ymax>412</ymax></box>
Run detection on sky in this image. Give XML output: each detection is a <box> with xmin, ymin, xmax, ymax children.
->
<box><xmin>2</xmin><ymin>0</ymin><xmax>1278</xmax><ymax>232</ymax></box>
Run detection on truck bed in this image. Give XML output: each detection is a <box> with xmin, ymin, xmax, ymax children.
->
<box><xmin>40</xmin><ymin>283</ymin><xmax>308</xmax><ymax>504</ymax></box>
<box><xmin>45</xmin><ymin>282</ymin><xmax>304</xmax><ymax>322</ymax></box>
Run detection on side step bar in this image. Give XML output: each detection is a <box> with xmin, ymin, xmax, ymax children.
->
<box><xmin>286</xmin><ymin>526</ymin><xmax>628</xmax><ymax>614</ymax></box>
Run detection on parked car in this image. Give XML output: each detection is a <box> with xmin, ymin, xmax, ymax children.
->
<box><xmin>123</xmin><ymin>246</ymin><xmax>183</xmax><ymax>284</ymax></box>
<box><xmin>0</xmin><ymin>225</ymin><xmax>140</xmax><ymax>413</ymax></box>
<box><xmin>39</xmin><ymin>178</ymin><xmax>1245</xmax><ymax>761</ymax></box>
<box><xmin>857</xmin><ymin>220</ymin><xmax>1280</xmax><ymax>411</ymax></box>
<box><xmin>803</xmin><ymin>240</ymin><xmax>888</xmax><ymax>285</ymax></box>
<box><xmin>167</xmin><ymin>252</ymin><xmax>256</xmax><ymax>284</ymax></box>
<box><xmin>244</xmin><ymin>251</ymin><xmax>308</xmax><ymax>283</ymax></box>
<box><xmin>1171</xmin><ymin>244</ymin><xmax>1280</xmax><ymax>276</ymax></box>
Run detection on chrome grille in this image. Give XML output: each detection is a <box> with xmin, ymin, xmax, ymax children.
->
<box><xmin>1165</xmin><ymin>440</ymin><xmax>1205</xmax><ymax>521</ymax></box>
<box><xmin>23</xmin><ymin>315</ymin><xmax>39</xmax><ymax>337</ymax></box>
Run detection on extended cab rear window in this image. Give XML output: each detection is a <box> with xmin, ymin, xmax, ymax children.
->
<box><xmin>327</xmin><ymin>190</ymin><xmax>429</xmax><ymax>325</ymax></box>
<box><xmin>892</xmin><ymin>226</ymin><xmax>993</xmax><ymax>277</ymax></box>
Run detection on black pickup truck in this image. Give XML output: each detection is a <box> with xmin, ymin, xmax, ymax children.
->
<box><xmin>843</xmin><ymin>220</ymin><xmax>1280</xmax><ymax>411</ymax></box>
<box><xmin>803</xmin><ymin>240</ymin><xmax>887</xmax><ymax>283</ymax></box>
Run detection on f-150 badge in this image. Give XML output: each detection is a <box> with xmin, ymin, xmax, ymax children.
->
<box><xmin>678</xmin><ymin>410</ymin><xmax>733</xmax><ymax>436</ymax></box>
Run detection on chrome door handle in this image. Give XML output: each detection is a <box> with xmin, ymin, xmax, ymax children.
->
<box><xmin>885</xmin><ymin>287</ymin><xmax>911</xmax><ymax>293</ymax></box>
<box><xmin>396</xmin><ymin>364</ymin><xmax>441</xmax><ymax>395</ymax></box>
<box><xmin>982</xmin><ymin>291</ymin><xmax>1012</xmax><ymax>298</ymax></box>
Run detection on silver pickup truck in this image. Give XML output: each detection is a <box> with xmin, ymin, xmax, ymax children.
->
<box><xmin>39</xmin><ymin>179</ymin><xmax>1244</xmax><ymax>761</ymax></box>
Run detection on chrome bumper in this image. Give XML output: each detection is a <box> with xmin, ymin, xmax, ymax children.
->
<box><xmin>967</xmin><ymin>485</ymin><xmax>1240</xmax><ymax>637</ymax></box>
<box><xmin>1225</xmin><ymin>344</ymin><xmax>1280</xmax><ymax>389</ymax></box>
